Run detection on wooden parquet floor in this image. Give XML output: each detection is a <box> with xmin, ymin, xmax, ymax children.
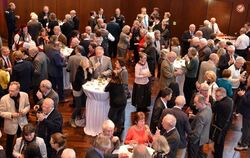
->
<box><xmin>0</xmin><ymin>58</ymin><xmax>250</xmax><ymax>158</ymax></box>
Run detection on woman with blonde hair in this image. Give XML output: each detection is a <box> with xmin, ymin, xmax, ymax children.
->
<box><xmin>204</xmin><ymin>70</ymin><xmax>218</xmax><ymax>100</ymax></box>
<box><xmin>117</xmin><ymin>25</ymin><xmax>131</xmax><ymax>62</ymax></box>
<box><xmin>152</xmin><ymin>135</ymin><xmax>170</xmax><ymax>158</ymax></box>
<box><xmin>70</xmin><ymin>58</ymin><xmax>92</xmax><ymax>127</ymax></box>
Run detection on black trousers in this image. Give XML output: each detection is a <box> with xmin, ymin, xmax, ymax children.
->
<box><xmin>108</xmin><ymin>41</ymin><xmax>118</xmax><ymax>58</ymax></box>
<box><xmin>50</xmin><ymin>76</ymin><xmax>64</xmax><ymax>100</ymax></box>
<box><xmin>108</xmin><ymin>106</ymin><xmax>126</xmax><ymax>129</ymax></box>
<box><xmin>214</xmin><ymin>132</ymin><xmax>226</xmax><ymax>158</ymax></box>
<box><xmin>184</xmin><ymin>77</ymin><xmax>196</xmax><ymax>105</ymax></box>
<box><xmin>188</xmin><ymin>142</ymin><xmax>206</xmax><ymax>158</ymax></box>
<box><xmin>6</xmin><ymin>126</ymin><xmax>22</xmax><ymax>158</ymax></box>
<box><xmin>7</xmin><ymin>29</ymin><xmax>15</xmax><ymax>49</ymax></box>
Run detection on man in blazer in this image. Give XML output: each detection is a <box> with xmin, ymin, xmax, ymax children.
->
<box><xmin>107</xmin><ymin>17</ymin><xmax>120</xmax><ymax>58</ymax></box>
<box><xmin>150</xmin><ymin>88</ymin><xmax>172</xmax><ymax>134</ymax></box>
<box><xmin>54</xmin><ymin>26</ymin><xmax>67</xmax><ymax>46</ymax></box>
<box><xmin>11</xmin><ymin>50</ymin><xmax>33</xmax><ymax>93</ymax></box>
<box><xmin>161</xmin><ymin>114</ymin><xmax>180</xmax><ymax>158</ymax></box>
<box><xmin>0</xmin><ymin>81</ymin><xmax>30</xmax><ymax>158</ymax></box>
<box><xmin>36</xmin><ymin>98</ymin><xmax>63</xmax><ymax>158</ymax></box>
<box><xmin>199</xmin><ymin>20</ymin><xmax>213</xmax><ymax>40</ymax></box>
<box><xmin>218</xmin><ymin>45</ymin><xmax>237</xmax><ymax>77</ymax></box>
<box><xmin>67</xmin><ymin>45</ymin><xmax>88</xmax><ymax>84</ymax></box>
<box><xmin>90</xmin><ymin>46</ymin><xmax>112</xmax><ymax>79</ymax></box>
<box><xmin>159</xmin><ymin>51</ymin><xmax>182</xmax><ymax>90</ymax></box>
<box><xmin>188</xmin><ymin>94</ymin><xmax>212</xmax><ymax>158</ymax></box>
<box><xmin>181</xmin><ymin>24</ymin><xmax>196</xmax><ymax>56</ymax></box>
<box><xmin>36</xmin><ymin>80</ymin><xmax>59</xmax><ymax>109</ymax></box>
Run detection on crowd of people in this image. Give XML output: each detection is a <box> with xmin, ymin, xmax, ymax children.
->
<box><xmin>1</xmin><ymin>1</ymin><xmax>250</xmax><ymax>158</ymax></box>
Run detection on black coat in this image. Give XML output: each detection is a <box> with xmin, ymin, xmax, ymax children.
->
<box><xmin>5</xmin><ymin>8</ymin><xmax>17</xmax><ymax>31</ymax></box>
<box><xmin>181</xmin><ymin>31</ymin><xmax>193</xmax><ymax>55</ymax></box>
<box><xmin>72</xmin><ymin>67</ymin><xmax>92</xmax><ymax>91</ymax></box>
<box><xmin>239</xmin><ymin>88</ymin><xmax>250</xmax><ymax>119</ymax></box>
<box><xmin>217</xmin><ymin>53</ymin><xmax>237</xmax><ymax>77</ymax></box>
<box><xmin>38</xmin><ymin>11</ymin><xmax>50</xmax><ymax>28</ymax></box>
<box><xmin>163</xmin><ymin>128</ymin><xmax>180</xmax><ymax>158</ymax></box>
<box><xmin>48</xmin><ymin>20</ymin><xmax>59</xmax><ymax>36</ymax></box>
<box><xmin>61</xmin><ymin>21</ymin><xmax>74</xmax><ymax>41</ymax></box>
<box><xmin>107</xmin><ymin>21</ymin><xmax>121</xmax><ymax>42</ymax></box>
<box><xmin>72</xmin><ymin>16</ymin><xmax>80</xmax><ymax>30</ymax></box>
<box><xmin>105</xmin><ymin>82</ymin><xmax>127</xmax><ymax>108</ymax></box>
<box><xmin>11</xmin><ymin>60</ymin><xmax>33</xmax><ymax>92</ymax></box>
<box><xmin>150</xmin><ymin>97</ymin><xmax>166</xmax><ymax>134</ymax></box>
<box><xmin>47</xmin><ymin>49</ymin><xmax>64</xmax><ymax>78</ymax></box>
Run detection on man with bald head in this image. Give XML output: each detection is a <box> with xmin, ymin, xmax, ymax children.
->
<box><xmin>89</xmin><ymin>46</ymin><xmax>112</xmax><ymax>78</ymax></box>
<box><xmin>36</xmin><ymin>98</ymin><xmax>63</xmax><ymax>158</ymax></box>
<box><xmin>198</xmin><ymin>38</ymin><xmax>212</xmax><ymax>62</ymax></box>
<box><xmin>209</xmin><ymin>17</ymin><xmax>221</xmax><ymax>34</ymax></box>
<box><xmin>70</xmin><ymin>10</ymin><xmax>79</xmax><ymax>30</ymax></box>
<box><xmin>160</xmin><ymin>114</ymin><xmax>180</xmax><ymax>158</ymax></box>
<box><xmin>159</xmin><ymin>96</ymin><xmax>191</xmax><ymax>158</ymax></box>
<box><xmin>38</xmin><ymin>6</ymin><xmax>50</xmax><ymax>27</ymax></box>
<box><xmin>159</xmin><ymin>51</ymin><xmax>182</xmax><ymax>90</ymax></box>
<box><xmin>235</xmin><ymin>27</ymin><xmax>250</xmax><ymax>60</ymax></box>
<box><xmin>29</xmin><ymin>46</ymin><xmax>49</xmax><ymax>102</ymax></box>
<box><xmin>61</xmin><ymin>148</ymin><xmax>76</xmax><ymax>158</ymax></box>
<box><xmin>181</xmin><ymin>24</ymin><xmax>196</xmax><ymax>56</ymax></box>
<box><xmin>188</xmin><ymin>94</ymin><xmax>212</xmax><ymax>158</ymax></box>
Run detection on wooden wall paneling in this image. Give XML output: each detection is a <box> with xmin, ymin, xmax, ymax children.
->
<box><xmin>207</xmin><ymin>0</ymin><xmax>233</xmax><ymax>34</ymax></box>
<box><xmin>56</xmin><ymin>0</ymin><xmax>80</xmax><ymax>21</ymax></box>
<box><xmin>228</xmin><ymin>0</ymin><xmax>249</xmax><ymax>36</ymax></box>
<box><xmin>148</xmin><ymin>0</ymin><xmax>171</xmax><ymax>19</ymax></box>
<box><xmin>97</xmin><ymin>0</ymin><xmax>121</xmax><ymax>22</ymax></box>
<box><xmin>169</xmin><ymin>0</ymin><xmax>184</xmax><ymax>38</ymax></box>
<box><xmin>0</xmin><ymin>0</ymin><xmax>8</xmax><ymax>38</ymax></box>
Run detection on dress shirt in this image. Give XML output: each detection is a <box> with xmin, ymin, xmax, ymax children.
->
<box><xmin>208</xmin><ymin>23</ymin><xmax>221</xmax><ymax>34</ymax></box>
<box><xmin>228</xmin><ymin>64</ymin><xmax>241</xmax><ymax>89</ymax></box>
<box><xmin>160</xmin><ymin>97</ymin><xmax>168</xmax><ymax>109</ymax></box>
<box><xmin>2</xmin><ymin>55</ymin><xmax>12</xmax><ymax>68</ymax></box>
<box><xmin>235</xmin><ymin>34</ymin><xmax>250</xmax><ymax>50</ymax></box>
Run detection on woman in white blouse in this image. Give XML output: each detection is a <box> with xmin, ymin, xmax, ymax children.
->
<box><xmin>132</xmin><ymin>52</ymin><xmax>152</xmax><ymax>112</ymax></box>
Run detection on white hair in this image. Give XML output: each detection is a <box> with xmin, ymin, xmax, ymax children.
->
<box><xmin>102</xmin><ymin>120</ymin><xmax>115</xmax><ymax>130</ymax></box>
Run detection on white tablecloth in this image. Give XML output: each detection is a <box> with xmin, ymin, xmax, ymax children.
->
<box><xmin>113</xmin><ymin>145</ymin><xmax>154</xmax><ymax>157</ymax></box>
<box><xmin>174</xmin><ymin>59</ymin><xmax>186</xmax><ymax>95</ymax></box>
<box><xmin>82</xmin><ymin>79</ymin><xmax>110</xmax><ymax>136</ymax></box>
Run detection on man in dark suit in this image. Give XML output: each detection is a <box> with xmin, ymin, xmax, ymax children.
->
<box><xmin>211</xmin><ymin>88</ymin><xmax>233</xmax><ymax>158</ymax></box>
<box><xmin>97</xmin><ymin>8</ymin><xmax>106</xmax><ymax>23</ymax></box>
<box><xmin>114</xmin><ymin>8</ymin><xmax>125</xmax><ymax>32</ymax></box>
<box><xmin>5</xmin><ymin>2</ymin><xmax>19</xmax><ymax>49</ymax></box>
<box><xmin>161</xmin><ymin>114</ymin><xmax>180</xmax><ymax>158</ymax></box>
<box><xmin>36</xmin><ymin>79</ymin><xmax>59</xmax><ymax>109</ymax></box>
<box><xmin>107</xmin><ymin>17</ymin><xmax>121</xmax><ymax>58</ymax></box>
<box><xmin>70</xmin><ymin>10</ymin><xmax>80</xmax><ymax>30</ymax></box>
<box><xmin>198</xmin><ymin>38</ymin><xmax>212</xmax><ymax>63</ymax></box>
<box><xmin>188</xmin><ymin>94</ymin><xmax>212</xmax><ymax>158</ymax></box>
<box><xmin>89</xmin><ymin>46</ymin><xmax>112</xmax><ymax>79</ymax></box>
<box><xmin>159</xmin><ymin>96</ymin><xmax>191</xmax><ymax>158</ymax></box>
<box><xmin>28</xmin><ymin>46</ymin><xmax>50</xmax><ymax>102</ymax></box>
<box><xmin>85</xmin><ymin>135</ymin><xmax>119</xmax><ymax>158</ymax></box>
<box><xmin>36</xmin><ymin>98</ymin><xmax>63</xmax><ymax>158</ymax></box>
<box><xmin>61</xmin><ymin>14</ymin><xmax>74</xmax><ymax>45</ymax></box>
<box><xmin>11</xmin><ymin>50</ymin><xmax>33</xmax><ymax>93</ymax></box>
<box><xmin>0</xmin><ymin>46</ymin><xmax>13</xmax><ymax>74</ymax></box>
<box><xmin>181</xmin><ymin>24</ymin><xmax>196</xmax><ymax>56</ymax></box>
<box><xmin>38</xmin><ymin>6</ymin><xmax>50</xmax><ymax>28</ymax></box>
<box><xmin>199</xmin><ymin>20</ymin><xmax>213</xmax><ymax>40</ymax></box>
<box><xmin>152</xmin><ymin>16</ymin><xmax>161</xmax><ymax>31</ymax></box>
<box><xmin>218</xmin><ymin>45</ymin><xmax>237</xmax><ymax>77</ymax></box>
<box><xmin>150</xmin><ymin>88</ymin><xmax>172</xmax><ymax>134</ymax></box>
<box><xmin>88</xmin><ymin>11</ymin><xmax>97</xmax><ymax>31</ymax></box>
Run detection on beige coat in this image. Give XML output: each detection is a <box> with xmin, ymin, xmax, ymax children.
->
<box><xmin>0</xmin><ymin>92</ymin><xmax>30</xmax><ymax>135</ymax></box>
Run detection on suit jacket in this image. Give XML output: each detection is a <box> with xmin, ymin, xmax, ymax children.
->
<box><xmin>198</xmin><ymin>46</ymin><xmax>211</xmax><ymax>62</ymax></box>
<box><xmin>212</xmin><ymin>96</ymin><xmax>233</xmax><ymax>131</ymax></box>
<box><xmin>5</xmin><ymin>8</ymin><xmax>17</xmax><ymax>31</ymax></box>
<box><xmin>13</xmin><ymin>136</ymin><xmax>47</xmax><ymax>158</ymax></box>
<box><xmin>32</xmin><ymin>52</ymin><xmax>49</xmax><ymax>87</ymax></box>
<box><xmin>218</xmin><ymin>53</ymin><xmax>237</xmax><ymax>77</ymax></box>
<box><xmin>150</xmin><ymin>97</ymin><xmax>166</xmax><ymax>134</ymax></box>
<box><xmin>61</xmin><ymin>21</ymin><xmax>74</xmax><ymax>41</ymax></box>
<box><xmin>117</xmin><ymin>32</ymin><xmax>130</xmax><ymax>49</ymax></box>
<box><xmin>159</xmin><ymin>60</ymin><xmax>175</xmax><ymax>90</ymax></box>
<box><xmin>47</xmin><ymin>49</ymin><xmax>64</xmax><ymax>78</ymax></box>
<box><xmin>159</xmin><ymin>107</ymin><xmax>191</xmax><ymax>148</ymax></box>
<box><xmin>0</xmin><ymin>92</ymin><xmax>30</xmax><ymax>135</ymax></box>
<box><xmin>107</xmin><ymin>21</ymin><xmax>120</xmax><ymax>42</ymax></box>
<box><xmin>27</xmin><ymin>21</ymin><xmax>42</xmax><ymax>41</ymax></box>
<box><xmin>199</xmin><ymin>26</ymin><xmax>213</xmax><ymax>40</ymax></box>
<box><xmin>189</xmin><ymin>106</ymin><xmax>212</xmax><ymax>146</ymax></box>
<box><xmin>80</xmin><ymin>39</ymin><xmax>90</xmax><ymax>56</ymax></box>
<box><xmin>36</xmin><ymin>109</ymin><xmax>63</xmax><ymax>148</ymax></box>
<box><xmin>37</xmin><ymin>89</ymin><xmax>59</xmax><ymax>109</ymax></box>
<box><xmin>38</xmin><ymin>11</ymin><xmax>50</xmax><ymax>28</ymax></box>
<box><xmin>163</xmin><ymin>128</ymin><xmax>180</xmax><ymax>158</ymax></box>
<box><xmin>90</xmin><ymin>56</ymin><xmax>112</xmax><ymax>79</ymax></box>
<box><xmin>11</xmin><ymin>60</ymin><xmax>33</xmax><ymax>92</ymax></box>
<box><xmin>72</xmin><ymin>16</ymin><xmax>80</xmax><ymax>30</ymax></box>
<box><xmin>115</xmin><ymin>15</ymin><xmax>125</xmax><ymax>31</ymax></box>
<box><xmin>67</xmin><ymin>54</ymin><xmax>88</xmax><ymax>83</ymax></box>
<box><xmin>198</xmin><ymin>60</ymin><xmax>217</xmax><ymax>83</ymax></box>
<box><xmin>48</xmin><ymin>20</ymin><xmax>59</xmax><ymax>36</ymax></box>
<box><xmin>88</xmin><ymin>17</ymin><xmax>97</xmax><ymax>31</ymax></box>
<box><xmin>181</xmin><ymin>31</ymin><xmax>193</xmax><ymax>55</ymax></box>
